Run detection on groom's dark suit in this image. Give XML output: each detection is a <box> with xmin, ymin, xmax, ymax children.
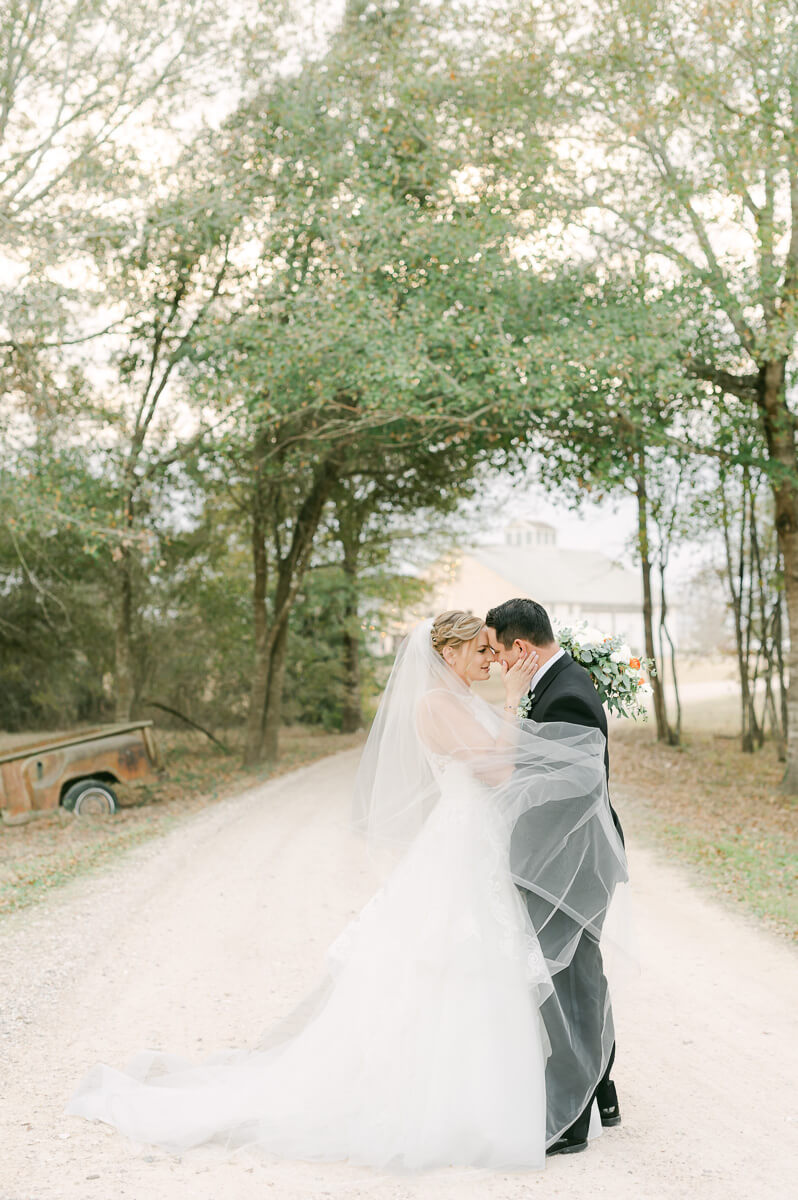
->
<box><xmin>523</xmin><ymin>650</ymin><xmax>622</xmax><ymax>842</ymax></box>
<box><xmin>514</xmin><ymin>650</ymin><xmax>621</xmax><ymax>1144</ymax></box>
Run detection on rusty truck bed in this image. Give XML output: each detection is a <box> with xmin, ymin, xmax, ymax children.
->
<box><xmin>0</xmin><ymin>721</ymin><xmax>162</xmax><ymax>818</ymax></box>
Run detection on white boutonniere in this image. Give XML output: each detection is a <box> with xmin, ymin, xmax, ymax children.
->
<box><xmin>517</xmin><ymin>693</ymin><xmax>533</xmax><ymax>720</ymax></box>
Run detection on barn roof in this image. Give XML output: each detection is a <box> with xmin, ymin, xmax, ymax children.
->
<box><xmin>471</xmin><ymin>543</ymin><xmax>642</xmax><ymax>610</ymax></box>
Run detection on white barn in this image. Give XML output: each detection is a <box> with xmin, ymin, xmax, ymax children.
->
<box><xmin>422</xmin><ymin>519</ymin><xmax>645</xmax><ymax>648</ymax></box>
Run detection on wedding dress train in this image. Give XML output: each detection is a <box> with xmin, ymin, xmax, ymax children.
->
<box><xmin>68</xmin><ymin>761</ymin><xmax>551</xmax><ymax>1168</ymax></box>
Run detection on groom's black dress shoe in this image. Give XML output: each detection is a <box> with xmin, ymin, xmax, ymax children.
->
<box><xmin>597</xmin><ymin>1080</ymin><xmax>622</xmax><ymax>1127</ymax></box>
<box><xmin>546</xmin><ymin>1134</ymin><xmax>588</xmax><ymax>1156</ymax></box>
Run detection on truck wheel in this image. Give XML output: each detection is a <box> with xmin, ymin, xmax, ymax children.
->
<box><xmin>62</xmin><ymin>779</ymin><xmax>118</xmax><ymax>815</ymax></box>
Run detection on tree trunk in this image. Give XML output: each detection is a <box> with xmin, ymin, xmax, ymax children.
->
<box><xmin>748</xmin><ymin>483</ymin><xmax>779</xmax><ymax>750</ymax></box>
<box><xmin>243</xmin><ymin>454</ymin><xmax>339</xmax><ymax>766</ymax></box>
<box><xmin>775</xmin><ymin>588</ymin><xmax>789</xmax><ymax>750</ymax></box>
<box><xmin>340</xmin><ymin>535</ymin><xmax>362</xmax><ymax>733</ymax></box>
<box><xmin>261</xmin><ymin>613</ymin><xmax>289</xmax><ymax>762</ymax></box>
<box><xmin>635</xmin><ymin>459</ymin><xmax>673</xmax><ymax>743</ymax></box>
<box><xmin>720</xmin><ymin>475</ymin><xmax>755</xmax><ymax>751</ymax></box>
<box><xmin>113</xmin><ymin>481</ymin><xmax>137</xmax><ymax>722</ymax></box>
<box><xmin>257</xmin><ymin>551</ymin><xmax>294</xmax><ymax>764</ymax></box>
<box><xmin>243</xmin><ymin>462</ymin><xmax>270</xmax><ymax>767</ymax></box>
<box><xmin>757</xmin><ymin>359</ymin><xmax>798</xmax><ymax>791</ymax></box>
<box><xmin>740</xmin><ymin>476</ymin><xmax>759</xmax><ymax>751</ymax></box>
<box><xmin>113</xmin><ymin>545</ymin><xmax>135</xmax><ymax>722</ymax></box>
<box><xmin>333</xmin><ymin>485</ymin><xmax>368</xmax><ymax>733</ymax></box>
<box><xmin>657</xmin><ymin>557</ymin><xmax>681</xmax><ymax>745</ymax></box>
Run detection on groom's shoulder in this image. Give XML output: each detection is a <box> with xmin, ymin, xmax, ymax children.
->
<box><xmin>561</xmin><ymin>655</ymin><xmax>598</xmax><ymax>689</ymax></box>
<box><xmin>553</xmin><ymin>657</ymin><xmax>605</xmax><ymax>710</ymax></box>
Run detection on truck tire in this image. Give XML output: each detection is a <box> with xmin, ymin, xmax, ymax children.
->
<box><xmin>61</xmin><ymin>779</ymin><xmax>118</xmax><ymax>815</ymax></box>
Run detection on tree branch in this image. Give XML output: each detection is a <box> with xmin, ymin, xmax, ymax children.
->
<box><xmin>686</xmin><ymin>359</ymin><xmax>760</xmax><ymax>399</ymax></box>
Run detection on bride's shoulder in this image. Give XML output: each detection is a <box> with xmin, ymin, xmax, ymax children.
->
<box><xmin>416</xmin><ymin>688</ymin><xmax>485</xmax><ymax>741</ymax></box>
<box><xmin>417</xmin><ymin>687</ymin><xmax>469</xmax><ymax>717</ymax></box>
<box><xmin>416</xmin><ymin>688</ymin><xmax>474</xmax><ymax>756</ymax></box>
<box><xmin>417</xmin><ymin>687</ymin><xmax>468</xmax><ymax>729</ymax></box>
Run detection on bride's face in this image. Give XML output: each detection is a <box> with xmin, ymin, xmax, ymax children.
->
<box><xmin>443</xmin><ymin>627</ymin><xmax>494</xmax><ymax>685</ymax></box>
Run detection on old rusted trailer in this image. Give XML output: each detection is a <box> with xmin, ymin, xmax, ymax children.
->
<box><xmin>0</xmin><ymin>721</ymin><xmax>162</xmax><ymax>819</ymax></box>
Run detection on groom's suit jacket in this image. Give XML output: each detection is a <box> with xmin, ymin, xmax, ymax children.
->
<box><xmin>514</xmin><ymin>650</ymin><xmax>623</xmax><ymax>1142</ymax></box>
<box><xmin>523</xmin><ymin>651</ymin><xmax>623</xmax><ymax>843</ymax></box>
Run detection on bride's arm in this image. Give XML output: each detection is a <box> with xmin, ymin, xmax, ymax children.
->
<box><xmin>417</xmin><ymin>692</ymin><xmax>509</xmax><ymax>783</ymax></box>
<box><xmin>417</xmin><ymin>656</ymin><xmax>537</xmax><ymax>786</ymax></box>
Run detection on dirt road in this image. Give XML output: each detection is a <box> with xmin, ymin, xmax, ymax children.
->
<box><xmin>1</xmin><ymin>749</ymin><xmax>796</xmax><ymax>1200</ymax></box>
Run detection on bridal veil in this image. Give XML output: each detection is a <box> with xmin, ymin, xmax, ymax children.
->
<box><xmin>354</xmin><ymin>618</ymin><xmax>627</xmax><ymax>969</ymax></box>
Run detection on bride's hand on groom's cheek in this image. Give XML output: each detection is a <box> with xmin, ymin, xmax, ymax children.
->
<box><xmin>501</xmin><ymin>650</ymin><xmax>540</xmax><ymax>706</ymax></box>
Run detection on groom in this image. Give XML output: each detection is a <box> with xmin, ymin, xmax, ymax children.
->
<box><xmin>485</xmin><ymin>598</ymin><xmax>623</xmax><ymax>1156</ymax></box>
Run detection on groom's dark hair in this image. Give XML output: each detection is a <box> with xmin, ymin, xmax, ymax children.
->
<box><xmin>485</xmin><ymin>598</ymin><xmax>555</xmax><ymax>648</ymax></box>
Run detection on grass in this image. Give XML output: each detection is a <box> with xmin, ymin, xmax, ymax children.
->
<box><xmin>612</xmin><ymin>713</ymin><xmax>798</xmax><ymax>941</ymax></box>
<box><xmin>0</xmin><ymin>725</ymin><xmax>364</xmax><ymax>917</ymax></box>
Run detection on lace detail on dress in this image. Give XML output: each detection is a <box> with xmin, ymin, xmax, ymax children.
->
<box><xmin>485</xmin><ymin>869</ymin><xmax>549</xmax><ymax>988</ymax></box>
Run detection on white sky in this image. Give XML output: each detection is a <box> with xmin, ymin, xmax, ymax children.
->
<box><xmin>464</xmin><ymin>471</ymin><xmax>637</xmax><ymax>559</ymax></box>
<box><xmin>495</xmin><ymin>484</ymin><xmax>635</xmax><ymax>558</ymax></box>
<box><xmin>464</xmin><ymin>470</ymin><xmax>717</xmax><ymax>590</ymax></box>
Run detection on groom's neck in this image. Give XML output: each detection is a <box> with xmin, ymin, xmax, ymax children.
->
<box><xmin>532</xmin><ymin>641</ymin><xmax>561</xmax><ymax>668</ymax></box>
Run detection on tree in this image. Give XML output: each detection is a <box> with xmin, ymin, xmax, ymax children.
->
<box><xmin>0</xmin><ymin>0</ymin><xmax>239</xmax><ymax>416</ymax></box>
<box><xmin>0</xmin><ymin>436</ymin><xmax>116</xmax><ymax>729</ymax></box>
<box><xmin>185</xmin><ymin>0</ymin><xmax>553</xmax><ymax>764</ymax></box>
<box><xmin>98</xmin><ymin>167</ymin><xmax>243</xmax><ymax>719</ymax></box>
<box><xmin>329</xmin><ymin>445</ymin><xmax>494</xmax><ymax>733</ymax></box>
<box><xmin>535</xmin><ymin>0</ymin><xmax>798</xmax><ymax>785</ymax></box>
<box><xmin>686</xmin><ymin>414</ymin><xmax>788</xmax><ymax>756</ymax></box>
<box><xmin>0</xmin><ymin>2</ymin><xmax>291</xmax><ymax>721</ymax></box>
<box><xmin>500</xmin><ymin>268</ymin><xmax>697</xmax><ymax>742</ymax></box>
<box><xmin>0</xmin><ymin>1</ymin><xmax>225</xmax><ymax>229</ymax></box>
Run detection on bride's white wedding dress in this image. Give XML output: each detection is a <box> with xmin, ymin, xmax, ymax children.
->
<box><xmin>67</xmin><ymin>622</ymin><xmax>626</xmax><ymax>1170</ymax></box>
<box><xmin>68</xmin><ymin>765</ymin><xmax>551</xmax><ymax>1168</ymax></box>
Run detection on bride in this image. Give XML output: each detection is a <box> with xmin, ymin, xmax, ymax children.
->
<box><xmin>67</xmin><ymin>611</ymin><xmax>628</xmax><ymax>1170</ymax></box>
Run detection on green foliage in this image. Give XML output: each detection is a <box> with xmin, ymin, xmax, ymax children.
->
<box><xmin>133</xmin><ymin>508</ymin><xmax>255</xmax><ymax>729</ymax></box>
<box><xmin>284</xmin><ymin>566</ymin><xmax>363</xmax><ymax>731</ymax></box>
<box><xmin>5</xmin><ymin>0</ymin><xmax>794</xmax><ymax>763</ymax></box>
<box><xmin>553</xmin><ymin>624</ymin><xmax>654</xmax><ymax>720</ymax></box>
<box><xmin>0</xmin><ymin>441</ymin><xmax>116</xmax><ymax>729</ymax></box>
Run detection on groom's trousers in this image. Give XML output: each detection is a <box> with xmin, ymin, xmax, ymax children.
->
<box><xmin>522</xmin><ymin>897</ymin><xmax>615</xmax><ymax>1144</ymax></box>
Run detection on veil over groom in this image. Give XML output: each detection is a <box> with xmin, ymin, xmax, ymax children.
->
<box><xmin>486</xmin><ymin>597</ymin><xmax>624</xmax><ymax>1155</ymax></box>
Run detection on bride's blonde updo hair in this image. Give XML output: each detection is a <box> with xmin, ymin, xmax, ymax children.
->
<box><xmin>430</xmin><ymin>610</ymin><xmax>484</xmax><ymax>657</ymax></box>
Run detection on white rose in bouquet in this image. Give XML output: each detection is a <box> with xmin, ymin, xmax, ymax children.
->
<box><xmin>581</xmin><ymin>625</ymin><xmax>605</xmax><ymax>646</ymax></box>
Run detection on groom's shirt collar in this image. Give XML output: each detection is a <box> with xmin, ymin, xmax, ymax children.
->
<box><xmin>528</xmin><ymin>646</ymin><xmax>565</xmax><ymax>695</ymax></box>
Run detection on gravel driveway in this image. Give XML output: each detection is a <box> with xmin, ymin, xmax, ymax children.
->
<box><xmin>1</xmin><ymin>748</ymin><xmax>796</xmax><ymax>1200</ymax></box>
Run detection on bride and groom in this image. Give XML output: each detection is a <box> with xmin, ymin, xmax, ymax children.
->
<box><xmin>67</xmin><ymin>597</ymin><xmax>628</xmax><ymax>1170</ymax></box>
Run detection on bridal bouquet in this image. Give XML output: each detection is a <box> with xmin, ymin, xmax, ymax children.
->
<box><xmin>554</xmin><ymin>621</ymin><xmax>654</xmax><ymax>720</ymax></box>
